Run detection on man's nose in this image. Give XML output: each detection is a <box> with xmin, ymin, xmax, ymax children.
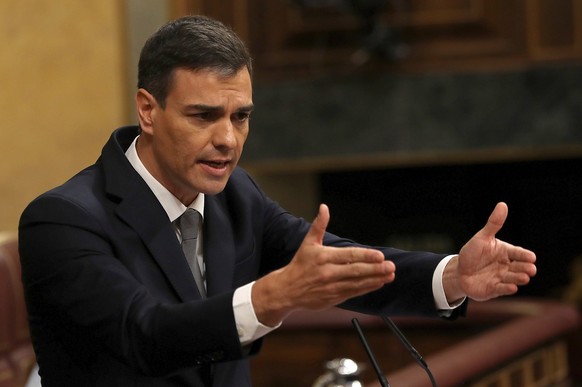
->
<box><xmin>213</xmin><ymin>119</ymin><xmax>237</xmax><ymax>149</ymax></box>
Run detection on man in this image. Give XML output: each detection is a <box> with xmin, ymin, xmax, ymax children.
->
<box><xmin>19</xmin><ymin>15</ymin><xmax>536</xmax><ymax>387</ymax></box>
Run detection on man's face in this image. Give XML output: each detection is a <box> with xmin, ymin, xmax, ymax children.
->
<box><xmin>136</xmin><ymin>67</ymin><xmax>253</xmax><ymax>205</ymax></box>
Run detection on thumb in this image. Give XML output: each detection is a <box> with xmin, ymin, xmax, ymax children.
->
<box><xmin>304</xmin><ymin>203</ymin><xmax>330</xmax><ymax>245</ymax></box>
<box><xmin>480</xmin><ymin>202</ymin><xmax>508</xmax><ymax>239</ymax></box>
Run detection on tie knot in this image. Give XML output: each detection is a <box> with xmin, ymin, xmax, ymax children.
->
<box><xmin>178</xmin><ymin>208</ymin><xmax>201</xmax><ymax>241</ymax></box>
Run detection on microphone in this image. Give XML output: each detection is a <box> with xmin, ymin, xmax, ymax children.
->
<box><xmin>381</xmin><ymin>316</ymin><xmax>437</xmax><ymax>387</ymax></box>
<box><xmin>351</xmin><ymin>318</ymin><xmax>390</xmax><ymax>387</ymax></box>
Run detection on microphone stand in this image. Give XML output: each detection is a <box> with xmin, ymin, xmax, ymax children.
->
<box><xmin>351</xmin><ymin>316</ymin><xmax>438</xmax><ymax>387</ymax></box>
<box><xmin>381</xmin><ymin>316</ymin><xmax>437</xmax><ymax>387</ymax></box>
<box><xmin>352</xmin><ymin>318</ymin><xmax>390</xmax><ymax>387</ymax></box>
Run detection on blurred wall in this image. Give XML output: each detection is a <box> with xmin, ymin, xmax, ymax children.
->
<box><xmin>0</xmin><ymin>0</ymin><xmax>128</xmax><ymax>231</ymax></box>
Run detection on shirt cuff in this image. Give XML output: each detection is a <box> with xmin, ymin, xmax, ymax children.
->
<box><xmin>432</xmin><ymin>255</ymin><xmax>466</xmax><ymax>310</ymax></box>
<box><xmin>233</xmin><ymin>282</ymin><xmax>281</xmax><ymax>346</ymax></box>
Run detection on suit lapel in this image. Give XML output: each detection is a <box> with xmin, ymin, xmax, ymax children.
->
<box><xmin>102</xmin><ymin>127</ymin><xmax>200</xmax><ymax>302</ymax></box>
<box><xmin>203</xmin><ymin>196</ymin><xmax>236</xmax><ymax>296</ymax></box>
<box><xmin>116</xmin><ymin>197</ymin><xmax>201</xmax><ymax>301</ymax></box>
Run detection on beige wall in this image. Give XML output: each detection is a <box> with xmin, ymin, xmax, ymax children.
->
<box><xmin>0</xmin><ymin>0</ymin><xmax>129</xmax><ymax>231</ymax></box>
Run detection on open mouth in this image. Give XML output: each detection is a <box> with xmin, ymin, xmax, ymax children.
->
<box><xmin>201</xmin><ymin>160</ymin><xmax>229</xmax><ymax>169</ymax></box>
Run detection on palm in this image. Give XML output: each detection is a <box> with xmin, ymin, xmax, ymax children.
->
<box><xmin>456</xmin><ymin>203</ymin><xmax>536</xmax><ymax>301</ymax></box>
<box><xmin>458</xmin><ymin>236</ymin><xmax>513</xmax><ymax>301</ymax></box>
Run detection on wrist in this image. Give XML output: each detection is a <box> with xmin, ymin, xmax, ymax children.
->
<box><xmin>442</xmin><ymin>255</ymin><xmax>466</xmax><ymax>303</ymax></box>
<box><xmin>251</xmin><ymin>269</ymin><xmax>295</xmax><ymax>327</ymax></box>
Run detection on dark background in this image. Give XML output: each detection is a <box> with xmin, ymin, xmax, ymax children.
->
<box><xmin>320</xmin><ymin>157</ymin><xmax>582</xmax><ymax>298</ymax></box>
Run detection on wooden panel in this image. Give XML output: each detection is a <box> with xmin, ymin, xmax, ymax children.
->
<box><xmin>245</xmin><ymin>0</ymin><xmax>528</xmax><ymax>77</ymax></box>
<box><xmin>172</xmin><ymin>0</ymin><xmax>582</xmax><ymax>80</ymax></box>
<box><xmin>171</xmin><ymin>0</ymin><xmax>250</xmax><ymax>41</ymax></box>
<box><xmin>526</xmin><ymin>0</ymin><xmax>582</xmax><ymax>61</ymax></box>
<box><xmin>471</xmin><ymin>342</ymin><xmax>570</xmax><ymax>387</ymax></box>
<box><xmin>250</xmin><ymin>300</ymin><xmax>580</xmax><ymax>387</ymax></box>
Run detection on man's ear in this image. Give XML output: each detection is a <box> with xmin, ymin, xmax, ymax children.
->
<box><xmin>136</xmin><ymin>88</ymin><xmax>156</xmax><ymax>134</ymax></box>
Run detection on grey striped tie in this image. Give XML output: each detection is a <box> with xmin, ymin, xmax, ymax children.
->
<box><xmin>177</xmin><ymin>208</ymin><xmax>206</xmax><ymax>297</ymax></box>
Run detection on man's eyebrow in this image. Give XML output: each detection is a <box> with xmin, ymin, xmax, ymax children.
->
<box><xmin>184</xmin><ymin>104</ymin><xmax>223</xmax><ymax>112</ymax></box>
<box><xmin>183</xmin><ymin>103</ymin><xmax>254</xmax><ymax>113</ymax></box>
<box><xmin>237</xmin><ymin>104</ymin><xmax>254</xmax><ymax>113</ymax></box>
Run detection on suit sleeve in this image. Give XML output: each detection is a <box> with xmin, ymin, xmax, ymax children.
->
<box><xmin>236</xmin><ymin>169</ymin><xmax>466</xmax><ymax>319</ymax></box>
<box><xmin>19</xmin><ymin>194</ymin><xmax>244</xmax><ymax>377</ymax></box>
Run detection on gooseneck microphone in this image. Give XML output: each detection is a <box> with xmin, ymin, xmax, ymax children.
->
<box><xmin>351</xmin><ymin>316</ymin><xmax>437</xmax><ymax>387</ymax></box>
<box><xmin>382</xmin><ymin>316</ymin><xmax>437</xmax><ymax>387</ymax></box>
<box><xmin>352</xmin><ymin>318</ymin><xmax>390</xmax><ymax>387</ymax></box>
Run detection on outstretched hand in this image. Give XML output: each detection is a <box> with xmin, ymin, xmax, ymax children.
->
<box><xmin>444</xmin><ymin>202</ymin><xmax>537</xmax><ymax>303</ymax></box>
<box><xmin>252</xmin><ymin>204</ymin><xmax>395</xmax><ymax>327</ymax></box>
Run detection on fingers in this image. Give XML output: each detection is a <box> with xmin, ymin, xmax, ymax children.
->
<box><xmin>480</xmin><ymin>202</ymin><xmax>508</xmax><ymax>239</ymax></box>
<box><xmin>284</xmin><ymin>203</ymin><xmax>395</xmax><ymax>310</ymax></box>
<box><xmin>303</xmin><ymin>203</ymin><xmax>330</xmax><ymax>246</ymax></box>
<box><xmin>502</xmin><ymin>271</ymin><xmax>533</xmax><ymax>286</ymax></box>
<box><xmin>327</xmin><ymin>260</ymin><xmax>395</xmax><ymax>281</ymax></box>
<box><xmin>327</xmin><ymin>245</ymin><xmax>386</xmax><ymax>265</ymax></box>
<box><xmin>492</xmin><ymin>283</ymin><xmax>519</xmax><ymax>298</ymax></box>
<box><xmin>492</xmin><ymin>258</ymin><xmax>536</xmax><ymax>298</ymax></box>
<box><xmin>506</xmin><ymin>243</ymin><xmax>537</xmax><ymax>277</ymax></box>
<box><xmin>495</xmin><ymin>264</ymin><xmax>536</xmax><ymax>295</ymax></box>
<box><xmin>316</xmin><ymin>260</ymin><xmax>396</xmax><ymax>300</ymax></box>
<box><xmin>333</xmin><ymin>272</ymin><xmax>395</xmax><ymax>299</ymax></box>
<box><xmin>508</xmin><ymin>246</ymin><xmax>537</xmax><ymax>264</ymax></box>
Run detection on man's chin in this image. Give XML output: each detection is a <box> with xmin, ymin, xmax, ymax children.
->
<box><xmin>199</xmin><ymin>180</ymin><xmax>229</xmax><ymax>196</ymax></box>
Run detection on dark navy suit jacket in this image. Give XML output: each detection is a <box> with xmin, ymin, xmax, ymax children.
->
<box><xmin>19</xmin><ymin>126</ymin><xmax>458</xmax><ymax>386</ymax></box>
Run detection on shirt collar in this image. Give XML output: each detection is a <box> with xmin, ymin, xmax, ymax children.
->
<box><xmin>125</xmin><ymin>135</ymin><xmax>205</xmax><ymax>223</ymax></box>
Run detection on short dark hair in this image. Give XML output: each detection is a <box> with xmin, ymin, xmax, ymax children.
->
<box><xmin>137</xmin><ymin>15</ymin><xmax>253</xmax><ymax>108</ymax></box>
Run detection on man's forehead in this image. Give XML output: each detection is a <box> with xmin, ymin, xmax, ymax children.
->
<box><xmin>172</xmin><ymin>66</ymin><xmax>251</xmax><ymax>83</ymax></box>
<box><xmin>164</xmin><ymin>70</ymin><xmax>252</xmax><ymax>112</ymax></box>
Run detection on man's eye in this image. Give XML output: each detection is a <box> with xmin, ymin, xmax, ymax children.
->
<box><xmin>192</xmin><ymin>112</ymin><xmax>213</xmax><ymax>121</ymax></box>
<box><xmin>233</xmin><ymin>112</ymin><xmax>250</xmax><ymax>122</ymax></box>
